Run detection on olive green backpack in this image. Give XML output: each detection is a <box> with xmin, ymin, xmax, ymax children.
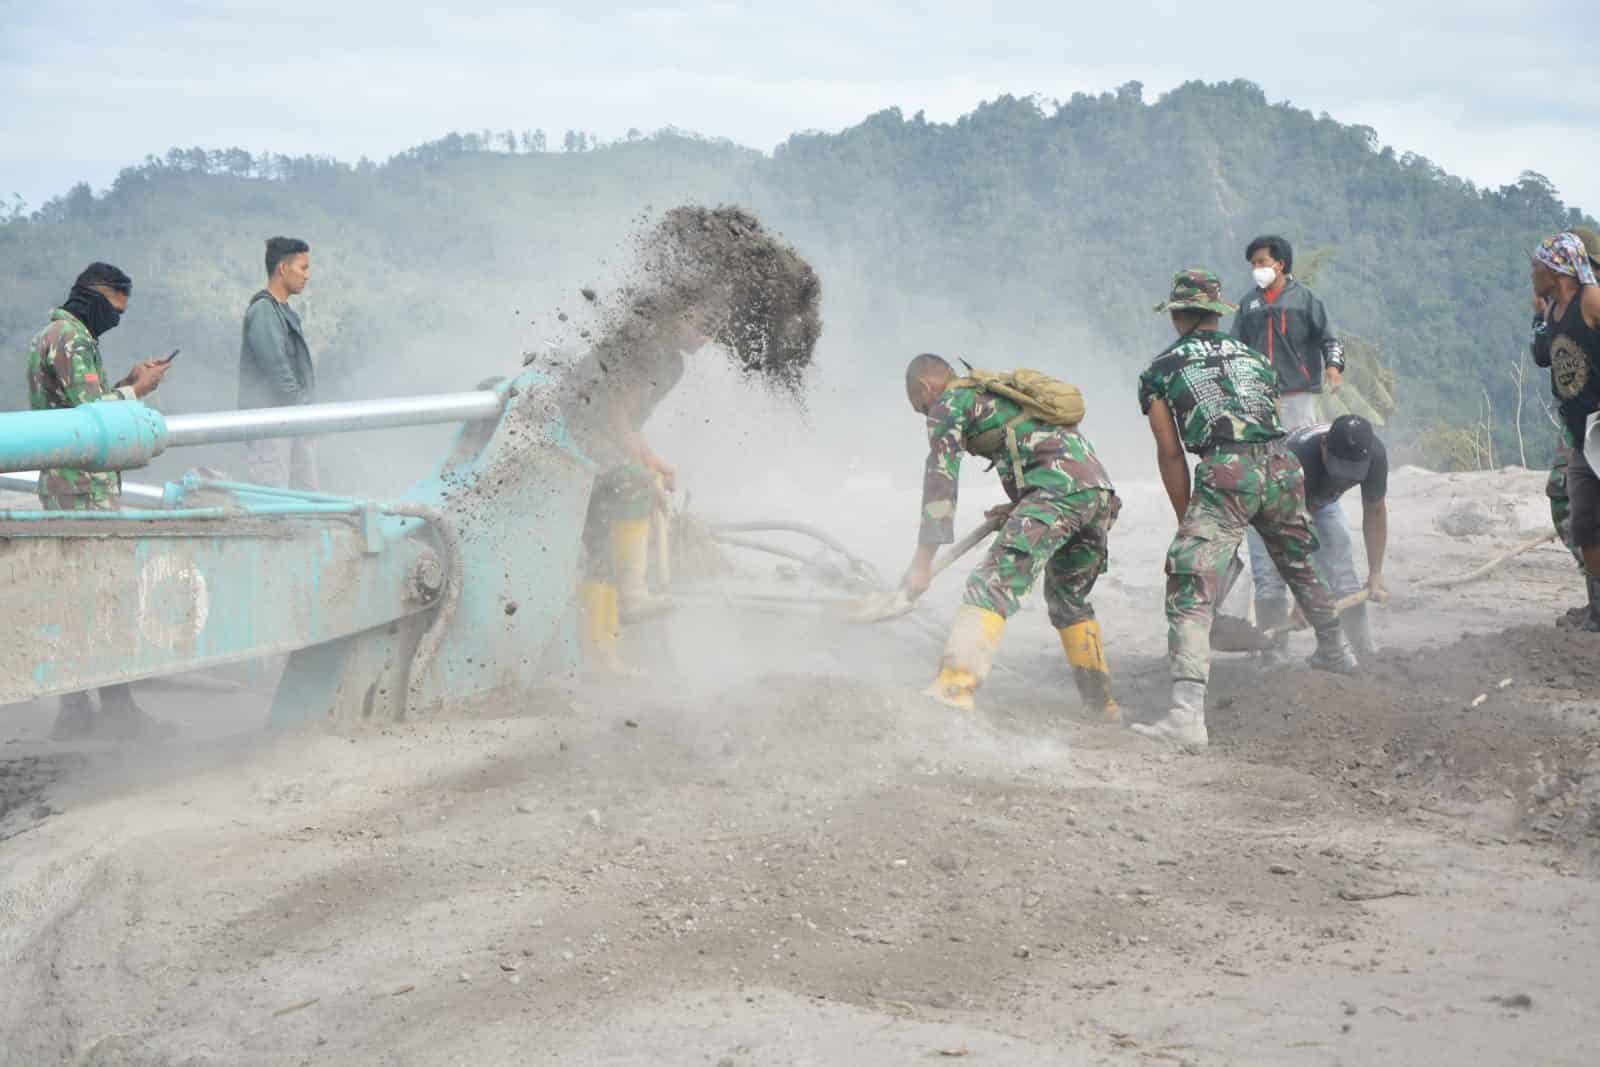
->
<box><xmin>950</xmin><ymin>366</ymin><xmax>1087</xmax><ymax>473</ymax></box>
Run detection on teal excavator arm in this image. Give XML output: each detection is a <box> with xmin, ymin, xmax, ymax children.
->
<box><xmin>0</xmin><ymin>370</ymin><xmax>594</xmax><ymax>725</ymax></box>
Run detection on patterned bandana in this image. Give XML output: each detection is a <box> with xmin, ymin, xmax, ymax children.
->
<box><xmin>1534</xmin><ymin>232</ymin><xmax>1598</xmax><ymax>286</ymax></box>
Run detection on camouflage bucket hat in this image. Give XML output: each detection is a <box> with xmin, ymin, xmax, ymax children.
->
<box><xmin>1154</xmin><ymin>268</ymin><xmax>1236</xmax><ymax>316</ymax></box>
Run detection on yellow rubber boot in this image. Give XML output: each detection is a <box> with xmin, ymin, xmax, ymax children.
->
<box><xmin>578</xmin><ymin>582</ymin><xmax>627</xmax><ymax>674</ymax></box>
<box><xmin>610</xmin><ymin>519</ymin><xmax>665</xmax><ymax>622</ymax></box>
<box><xmin>924</xmin><ymin>605</ymin><xmax>1007</xmax><ymax>711</ymax></box>
<box><xmin>1060</xmin><ymin>619</ymin><xmax>1120</xmax><ymax>722</ymax></box>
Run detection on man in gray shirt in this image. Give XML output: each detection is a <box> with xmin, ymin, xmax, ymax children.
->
<box><xmin>238</xmin><ymin>236</ymin><xmax>318</xmax><ymax>488</ymax></box>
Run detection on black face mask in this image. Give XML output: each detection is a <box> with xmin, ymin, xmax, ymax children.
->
<box><xmin>60</xmin><ymin>285</ymin><xmax>123</xmax><ymax>338</ymax></box>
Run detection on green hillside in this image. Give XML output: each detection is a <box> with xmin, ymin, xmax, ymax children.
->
<box><xmin>1</xmin><ymin>79</ymin><xmax>1586</xmax><ymax>472</ymax></box>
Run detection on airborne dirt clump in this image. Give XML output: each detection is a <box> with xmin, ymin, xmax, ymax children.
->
<box><xmin>575</xmin><ymin>205</ymin><xmax>822</xmax><ymax>397</ymax></box>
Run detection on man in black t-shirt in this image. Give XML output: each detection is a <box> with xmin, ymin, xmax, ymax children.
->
<box><xmin>1249</xmin><ymin>414</ymin><xmax>1389</xmax><ymax>656</ymax></box>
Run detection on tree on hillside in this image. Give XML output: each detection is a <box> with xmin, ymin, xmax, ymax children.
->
<box><xmin>0</xmin><ymin>82</ymin><xmax>1589</xmax><ymax>473</ymax></box>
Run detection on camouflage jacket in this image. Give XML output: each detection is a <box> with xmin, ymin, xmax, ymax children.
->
<box><xmin>1137</xmin><ymin>330</ymin><xmax>1283</xmax><ymax>455</ymax></box>
<box><xmin>27</xmin><ymin>308</ymin><xmax>136</xmax><ymax>501</ymax></box>
<box><xmin>919</xmin><ymin>384</ymin><xmax>1113</xmax><ymax>545</ymax></box>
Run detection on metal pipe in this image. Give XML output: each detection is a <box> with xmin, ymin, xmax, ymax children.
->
<box><xmin>0</xmin><ymin>470</ymin><xmax>169</xmax><ymax>505</ymax></box>
<box><xmin>0</xmin><ymin>502</ymin><xmax>363</xmax><ymax>523</ymax></box>
<box><xmin>0</xmin><ymin>403</ymin><xmax>167</xmax><ymax>475</ymax></box>
<box><xmin>164</xmin><ymin>392</ymin><xmax>504</xmax><ymax>447</ymax></box>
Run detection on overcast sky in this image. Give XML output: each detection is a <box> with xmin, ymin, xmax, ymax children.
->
<box><xmin>2</xmin><ymin>1</ymin><xmax>1594</xmax><ymax>214</ymax></box>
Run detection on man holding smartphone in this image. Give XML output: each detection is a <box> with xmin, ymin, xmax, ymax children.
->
<box><xmin>26</xmin><ymin>261</ymin><xmax>176</xmax><ymax>741</ymax></box>
<box><xmin>239</xmin><ymin>236</ymin><xmax>318</xmax><ymax>489</ymax></box>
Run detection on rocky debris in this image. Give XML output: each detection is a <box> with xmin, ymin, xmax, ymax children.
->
<box><xmin>1435</xmin><ymin>498</ymin><xmax>1514</xmax><ymax>538</ymax></box>
<box><xmin>1488</xmin><ymin>992</ymin><xmax>1533</xmax><ymax>1010</ymax></box>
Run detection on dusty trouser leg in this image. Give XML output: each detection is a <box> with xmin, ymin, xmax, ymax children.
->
<box><xmin>577</xmin><ymin>467</ymin><xmax>638</xmax><ymax>673</ymax></box>
<box><xmin>289</xmin><ymin>437</ymin><xmax>320</xmax><ymax>492</ymax></box>
<box><xmin>1278</xmin><ymin>391</ymin><xmax>1321</xmax><ymax>431</ymax></box>
<box><xmin>595</xmin><ymin>465</ymin><xmax>662</xmax><ymax>623</ymax></box>
<box><xmin>1253</xmin><ymin>447</ymin><xmax>1356</xmax><ymax>674</ymax></box>
<box><xmin>42</xmin><ymin>492</ymin><xmax>103</xmax><ymax>739</ymax></box>
<box><xmin>40</xmin><ymin>492</ymin><xmax>177</xmax><ymax>742</ymax></box>
<box><xmin>1565</xmin><ymin>447</ymin><xmax>1600</xmax><ymax>632</ymax></box>
<box><xmin>1133</xmin><ymin>453</ymin><xmax>1257</xmax><ymax>750</ymax></box>
<box><xmin>1309</xmin><ymin>499</ymin><xmax>1374</xmax><ymax>655</ymax></box>
<box><xmin>246</xmin><ymin>438</ymin><xmax>292</xmax><ymax>487</ymax></box>
<box><xmin>1549</xmin><ymin>447</ymin><xmax>1589</xmax><ymax>624</ymax></box>
<box><xmin>1042</xmin><ymin>491</ymin><xmax>1119</xmax><ymax>721</ymax></box>
<box><xmin>926</xmin><ymin>492</ymin><xmax>1080</xmax><ymax>711</ymax></box>
<box><xmin>1245</xmin><ymin>524</ymin><xmax>1291</xmax><ymax>663</ymax></box>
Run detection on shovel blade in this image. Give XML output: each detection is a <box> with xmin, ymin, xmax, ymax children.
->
<box><xmin>1209</xmin><ymin>614</ymin><xmax>1266</xmax><ymax>652</ymax></box>
<box><xmin>842</xmin><ymin>589</ymin><xmax>915</xmax><ymax>623</ymax></box>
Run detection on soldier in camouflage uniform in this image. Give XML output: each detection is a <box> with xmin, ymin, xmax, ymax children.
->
<box><xmin>26</xmin><ymin>263</ymin><xmax>174</xmax><ymax>740</ymax></box>
<box><xmin>902</xmin><ymin>354</ymin><xmax>1121</xmax><ymax>718</ymax></box>
<box><xmin>1135</xmin><ymin>269</ymin><xmax>1357</xmax><ymax>750</ymax></box>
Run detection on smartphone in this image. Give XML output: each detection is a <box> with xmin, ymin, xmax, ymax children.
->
<box><xmin>160</xmin><ymin>348</ymin><xmax>180</xmax><ymax>363</ymax></box>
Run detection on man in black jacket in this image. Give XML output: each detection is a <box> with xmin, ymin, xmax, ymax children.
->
<box><xmin>238</xmin><ymin>236</ymin><xmax>318</xmax><ymax>488</ymax></box>
<box><xmin>1230</xmin><ymin>235</ymin><xmax>1345</xmax><ymax>430</ymax></box>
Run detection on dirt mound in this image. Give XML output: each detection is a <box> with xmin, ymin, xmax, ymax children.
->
<box><xmin>1200</xmin><ymin>626</ymin><xmax>1600</xmax><ymax>856</ymax></box>
<box><xmin>0</xmin><ymin>753</ymin><xmax>78</xmax><ymax>841</ymax></box>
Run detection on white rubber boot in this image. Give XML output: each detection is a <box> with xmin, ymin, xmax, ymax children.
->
<box><xmin>1131</xmin><ymin>680</ymin><xmax>1209</xmax><ymax>751</ymax></box>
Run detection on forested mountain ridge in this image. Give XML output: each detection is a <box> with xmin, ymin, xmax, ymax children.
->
<box><xmin>0</xmin><ymin>79</ymin><xmax>1586</xmax><ymax>470</ymax></box>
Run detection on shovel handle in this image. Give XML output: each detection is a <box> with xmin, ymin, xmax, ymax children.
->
<box><xmin>927</xmin><ymin>513</ymin><xmax>1008</xmax><ymax>581</ymax></box>
<box><xmin>1260</xmin><ymin>590</ymin><xmax>1371</xmax><ymax>639</ymax></box>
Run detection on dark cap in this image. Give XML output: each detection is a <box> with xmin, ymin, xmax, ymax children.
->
<box><xmin>74</xmin><ymin>261</ymin><xmax>132</xmax><ymax>294</ymax></box>
<box><xmin>1325</xmin><ymin>414</ymin><xmax>1374</xmax><ymax>482</ymax></box>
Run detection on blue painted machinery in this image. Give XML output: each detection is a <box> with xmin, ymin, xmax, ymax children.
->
<box><xmin>0</xmin><ymin>369</ymin><xmax>594</xmax><ymax>726</ymax></box>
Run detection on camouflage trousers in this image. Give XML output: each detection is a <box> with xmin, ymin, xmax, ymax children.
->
<box><xmin>581</xmin><ymin>463</ymin><xmax>658</xmax><ymax>581</ymax></box>
<box><xmin>1548</xmin><ymin>446</ymin><xmax>1582</xmax><ymax>562</ymax></box>
<box><xmin>962</xmin><ymin>488</ymin><xmax>1116</xmax><ymax>629</ymax></box>
<box><xmin>1166</xmin><ymin>442</ymin><xmax>1335</xmax><ymax>682</ymax></box>
<box><xmin>38</xmin><ymin>493</ymin><xmax>116</xmax><ymax>512</ymax></box>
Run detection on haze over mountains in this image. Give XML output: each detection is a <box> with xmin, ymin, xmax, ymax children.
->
<box><xmin>1</xmin><ymin>80</ymin><xmax>1586</xmax><ymax>474</ymax></box>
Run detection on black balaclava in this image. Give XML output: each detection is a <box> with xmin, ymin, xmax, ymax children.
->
<box><xmin>60</xmin><ymin>261</ymin><xmax>132</xmax><ymax>339</ymax></box>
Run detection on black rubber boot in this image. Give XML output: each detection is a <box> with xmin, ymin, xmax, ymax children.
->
<box><xmin>1307</xmin><ymin>623</ymin><xmax>1360</xmax><ymax>675</ymax></box>
<box><xmin>95</xmin><ymin>684</ymin><xmax>177</xmax><ymax>743</ymax></box>
<box><xmin>50</xmin><ymin>691</ymin><xmax>96</xmax><ymax>741</ymax></box>
<box><xmin>1584</xmin><ymin>575</ymin><xmax>1600</xmax><ymax>633</ymax></box>
<box><xmin>1254</xmin><ymin>598</ymin><xmax>1291</xmax><ymax>665</ymax></box>
<box><xmin>1340</xmin><ymin>601</ymin><xmax>1378</xmax><ymax>657</ymax></box>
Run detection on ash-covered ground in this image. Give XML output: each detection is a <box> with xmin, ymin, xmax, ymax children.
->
<box><xmin>2</xmin><ymin>463</ymin><xmax>1597</xmax><ymax>1066</ymax></box>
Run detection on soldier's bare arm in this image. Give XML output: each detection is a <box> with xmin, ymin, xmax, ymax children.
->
<box><xmin>1581</xmin><ymin>284</ymin><xmax>1600</xmax><ymax>329</ymax></box>
<box><xmin>902</xmin><ymin>394</ymin><xmax>967</xmax><ymax>594</ymax></box>
<box><xmin>1362</xmin><ymin>498</ymin><xmax>1389</xmax><ymax>601</ymax></box>
<box><xmin>1148</xmin><ymin>398</ymin><xmax>1190</xmax><ymax>522</ymax></box>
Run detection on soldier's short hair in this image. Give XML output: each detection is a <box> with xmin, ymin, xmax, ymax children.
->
<box><xmin>1245</xmin><ymin>235</ymin><xmax>1293</xmax><ymax>273</ymax></box>
<box><xmin>265</xmin><ymin>236</ymin><xmax>310</xmax><ymax>277</ymax></box>
<box><xmin>905</xmin><ymin>353</ymin><xmax>952</xmax><ymax>391</ymax></box>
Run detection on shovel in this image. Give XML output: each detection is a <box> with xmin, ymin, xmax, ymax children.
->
<box><xmin>844</xmin><ymin>514</ymin><xmax>1006</xmax><ymax>623</ymax></box>
<box><xmin>1211</xmin><ymin>590</ymin><xmax>1371</xmax><ymax>652</ymax></box>
<box><xmin>1206</xmin><ymin>551</ymin><xmax>1254</xmax><ymax>652</ymax></box>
